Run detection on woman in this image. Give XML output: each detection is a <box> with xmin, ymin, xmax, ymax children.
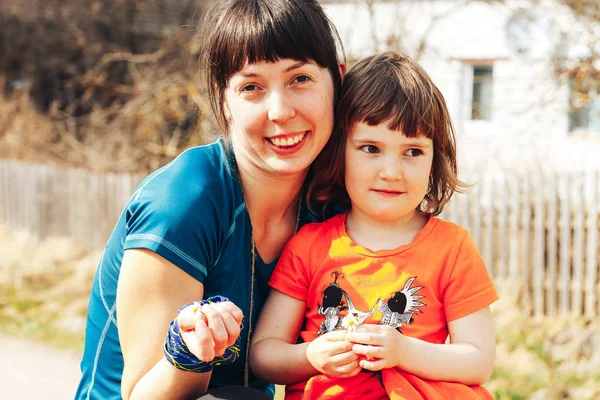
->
<box><xmin>74</xmin><ymin>1</ymin><xmax>345</xmax><ymax>399</ymax></box>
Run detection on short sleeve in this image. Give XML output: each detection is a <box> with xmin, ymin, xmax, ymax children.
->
<box><xmin>269</xmin><ymin>226</ymin><xmax>314</xmax><ymax>302</ymax></box>
<box><xmin>123</xmin><ymin>165</ymin><xmax>225</xmax><ymax>283</ymax></box>
<box><xmin>442</xmin><ymin>232</ymin><xmax>499</xmax><ymax>321</ymax></box>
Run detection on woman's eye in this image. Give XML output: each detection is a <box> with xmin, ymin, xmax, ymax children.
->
<box><xmin>241</xmin><ymin>84</ymin><xmax>259</xmax><ymax>92</ymax></box>
<box><xmin>294</xmin><ymin>75</ymin><xmax>311</xmax><ymax>84</ymax></box>
<box><xmin>359</xmin><ymin>145</ymin><xmax>379</xmax><ymax>154</ymax></box>
<box><xmin>406</xmin><ymin>148</ymin><xmax>423</xmax><ymax>157</ymax></box>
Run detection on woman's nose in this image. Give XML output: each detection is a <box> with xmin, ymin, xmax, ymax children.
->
<box><xmin>267</xmin><ymin>91</ymin><xmax>296</xmax><ymax>123</ymax></box>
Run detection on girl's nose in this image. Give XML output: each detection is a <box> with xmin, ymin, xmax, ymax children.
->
<box><xmin>267</xmin><ymin>91</ymin><xmax>296</xmax><ymax>123</ymax></box>
<box><xmin>379</xmin><ymin>158</ymin><xmax>403</xmax><ymax>180</ymax></box>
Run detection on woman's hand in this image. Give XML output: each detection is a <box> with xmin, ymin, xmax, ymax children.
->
<box><xmin>306</xmin><ymin>330</ymin><xmax>362</xmax><ymax>378</ymax></box>
<box><xmin>346</xmin><ymin>324</ymin><xmax>407</xmax><ymax>371</ymax></box>
<box><xmin>178</xmin><ymin>301</ymin><xmax>244</xmax><ymax>361</ymax></box>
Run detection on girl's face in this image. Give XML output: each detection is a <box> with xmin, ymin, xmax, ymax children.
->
<box><xmin>344</xmin><ymin>121</ymin><xmax>434</xmax><ymax>224</ymax></box>
<box><xmin>223</xmin><ymin>58</ymin><xmax>335</xmax><ymax>177</ymax></box>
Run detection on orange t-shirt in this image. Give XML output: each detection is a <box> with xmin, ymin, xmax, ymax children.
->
<box><xmin>269</xmin><ymin>213</ymin><xmax>499</xmax><ymax>400</ymax></box>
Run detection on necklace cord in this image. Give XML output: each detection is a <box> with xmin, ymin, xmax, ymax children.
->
<box><xmin>243</xmin><ymin>188</ymin><xmax>303</xmax><ymax>387</ymax></box>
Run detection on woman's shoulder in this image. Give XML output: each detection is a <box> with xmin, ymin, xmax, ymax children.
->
<box><xmin>128</xmin><ymin>140</ymin><xmax>240</xmax><ymax>223</ymax></box>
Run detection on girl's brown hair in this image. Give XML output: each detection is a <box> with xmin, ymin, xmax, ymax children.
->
<box><xmin>201</xmin><ymin>0</ymin><xmax>345</xmax><ymax>133</ymax></box>
<box><xmin>309</xmin><ymin>51</ymin><xmax>465</xmax><ymax>217</ymax></box>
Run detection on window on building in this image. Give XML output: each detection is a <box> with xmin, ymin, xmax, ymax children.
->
<box><xmin>471</xmin><ymin>65</ymin><xmax>493</xmax><ymax>120</ymax></box>
<box><xmin>569</xmin><ymin>80</ymin><xmax>600</xmax><ymax>133</ymax></box>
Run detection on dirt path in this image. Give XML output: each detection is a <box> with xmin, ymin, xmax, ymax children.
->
<box><xmin>0</xmin><ymin>334</ymin><xmax>82</xmax><ymax>399</ymax></box>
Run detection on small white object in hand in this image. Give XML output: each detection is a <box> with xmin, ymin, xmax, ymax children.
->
<box><xmin>342</xmin><ymin>313</ymin><xmax>361</xmax><ymax>331</ymax></box>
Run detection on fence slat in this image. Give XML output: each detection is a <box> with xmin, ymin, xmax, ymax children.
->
<box><xmin>497</xmin><ymin>176</ymin><xmax>507</xmax><ymax>282</ymax></box>
<box><xmin>508</xmin><ymin>175</ymin><xmax>519</xmax><ymax>284</ymax></box>
<box><xmin>585</xmin><ymin>169</ymin><xmax>598</xmax><ymax>317</ymax></box>
<box><xmin>559</xmin><ymin>172</ymin><xmax>571</xmax><ymax>314</ymax></box>
<box><xmin>547</xmin><ymin>171</ymin><xmax>558</xmax><ymax>316</ymax></box>
<box><xmin>533</xmin><ymin>170</ymin><xmax>545</xmax><ymax>317</ymax></box>
<box><xmin>572</xmin><ymin>172</ymin><xmax>585</xmax><ymax>315</ymax></box>
<box><xmin>521</xmin><ymin>173</ymin><xmax>531</xmax><ymax>314</ymax></box>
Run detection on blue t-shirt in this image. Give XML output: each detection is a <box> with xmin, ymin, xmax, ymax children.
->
<box><xmin>75</xmin><ymin>139</ymin><xmax>316</xmax><ymax>400</ymax></box>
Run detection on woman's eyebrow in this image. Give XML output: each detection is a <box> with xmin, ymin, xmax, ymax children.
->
<box><xmin>284</xmin><ymin>61</ymin><xmax>310</xmax><ymax>72</ymax></box>
<box><xmin>237</xmin><ymin>61</ymin><xmax>309</xmax><ymax>78</ymax></box>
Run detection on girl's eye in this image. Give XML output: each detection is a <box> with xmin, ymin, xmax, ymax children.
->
<box><xmin>406</xmin><ymin>148</ymin><xmax>423</xmax><ymax>157</ymax></box>
<box><xmin>359</xmin><ymin>145</ymin><xmax>379</xmax><ymax>154</ymax></box>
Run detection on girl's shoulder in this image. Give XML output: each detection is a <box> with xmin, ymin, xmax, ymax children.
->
<box><xmin>430</xmin><ymin>217</ymin><xmax>469</xmax><ymax>237</ymax></box>
<box><xmin>293</xmin><ymin>213</ymin><xmax>345</xmax><ymax>243</ymax></box>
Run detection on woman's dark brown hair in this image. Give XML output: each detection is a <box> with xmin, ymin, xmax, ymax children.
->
<box><xmin>309</xmin><ymin>51</ymin><xmax>465</xmax><ymax>217</ymax></box>
<box><xmin>201</xmin><ymin>0</ymin><xmax>345</xmax><ymax>133</ymax></box>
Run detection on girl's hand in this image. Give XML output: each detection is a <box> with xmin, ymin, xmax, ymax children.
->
<box><xmin>346</xmin><ymin>324</ymin><xmax>407</xmax><ymax>371</ymax></box>
<box><xmin>178</xmin><ymin>301</ymin><xmax>244</xmax><ymax>361</ymax></box>
<box><xmin>306</xmin><ymin>330</ymin><xmax>362</xmax><ymax>378</ymax></box>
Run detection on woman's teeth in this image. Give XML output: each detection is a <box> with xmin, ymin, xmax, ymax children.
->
<box><xmin>269</xmin><ymin>132</ymin><xmax>306</xmax><ymax>147</ymax></box>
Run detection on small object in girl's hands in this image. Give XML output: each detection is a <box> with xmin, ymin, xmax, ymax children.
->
<box><xmin>342</xmin><ymin>312</ymin><xmax>362</xmax><ymax>331</ymax></box>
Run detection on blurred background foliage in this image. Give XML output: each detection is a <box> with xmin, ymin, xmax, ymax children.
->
<box><xmin>0</xmin><ymin>0</ymin><xmax>216</xmax><ymax>172</ymax></box>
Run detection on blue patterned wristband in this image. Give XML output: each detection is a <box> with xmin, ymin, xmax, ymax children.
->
<box><xmin>163</xmin><ymin>295</ymin><xmax>242</xmax><ymax>373</ymax></box>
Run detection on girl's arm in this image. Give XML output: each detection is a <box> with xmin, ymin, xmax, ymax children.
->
<box><xmin>349</xmin><ymin>306</ymin><xmax>496</xmax><ymax>386</ymax></box>
<box><xmin>249</xmin><ymin>290</ymin><xmax>317</xmax><ymax>384</ymax></box>
<box><xmin>117</xmin><ymin>249</ymin><xmax>240</xmax><ymax>400</ymax></box>
<box><xmin>250</xmin><ymin>289</ymin><xmax>361</xmax><ymax>385</ymax></box>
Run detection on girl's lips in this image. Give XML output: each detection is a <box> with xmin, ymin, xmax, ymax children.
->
<box><xmin>372</xmin><ymin>189</ymin><xmax>404</xmax><ymax>196</ymax></box>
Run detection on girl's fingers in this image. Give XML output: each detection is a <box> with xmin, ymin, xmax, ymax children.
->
<box><xmin>322</xmin><ymin>330</ymin><xmax>349</xmax><ymax>342</ymax></box>
<box><xmin>359</xmin><ymin>357</ymin><xmax>386</xmax><ymax>371</ymax></box>
<box><xmin>327</xmin><ymin>340</ymin><xmax>355</xmax><ymax>356</ymax></box>
<box><xmin>334</xmin><ymin>361</ymin><xmax>362</xmax><ymax>378</ymax></box>
<box><xmin>345</xmin><ymin>331</ymin><xmax>380</xmax><ymax>346</ymax></box>
<box><xmin>352</xmin><ymin>343</ymin><xmax>383</xmax><ymax>358</ymax></box>
<box><xmin>329</xmin><ymin>349</ymin><xmax>359</xmax><ymax>366</ymax></box>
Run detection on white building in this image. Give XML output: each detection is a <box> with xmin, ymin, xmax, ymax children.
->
<box><xmin>324</xmin><ymin>0</ymin><xmax>600</xmax><ymax>172</ymax></box>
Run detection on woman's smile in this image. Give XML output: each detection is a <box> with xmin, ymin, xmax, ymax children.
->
<box><xmin>266</xmin><ymin>131</ymin><xmax>310</xmax><ymax>154</ymax></box>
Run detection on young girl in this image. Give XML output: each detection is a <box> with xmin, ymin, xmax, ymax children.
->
<box><xmin>249</xmin><ymin>51</ymin><xmax>499</xmax><ymax>400</ymax></box>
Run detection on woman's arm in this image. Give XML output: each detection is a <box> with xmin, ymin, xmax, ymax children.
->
<box><xmin>117</xmin><ymin>249</ymin><xmax>235</xmax><ymax>400</ymax></box>
<box><xmin>349</xmin><ymin>306</ymin><xmax>496</xmax><ymax>385</ymax></box>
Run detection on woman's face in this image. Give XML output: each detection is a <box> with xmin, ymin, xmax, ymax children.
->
<box><xmin>223</xmin><ymin>58</ymin><xmax>335</xmax><ymax>177</ymax></box>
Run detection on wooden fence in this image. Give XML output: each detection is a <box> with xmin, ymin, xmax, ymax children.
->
<box><xmin>0</xmin><ymin>159</ymin><xmax>143</xmax><ymax>250</ymax></box>
<box><xmin>1</xmin><ymin>159</ymin><xmax>599</xmax><ymax>317</ymax></box>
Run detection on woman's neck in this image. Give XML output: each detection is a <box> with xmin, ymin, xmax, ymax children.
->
<box><xmin>235</xmin><ymin>155</ymin><xmax>306</xmax><ymax>227</ymax></box>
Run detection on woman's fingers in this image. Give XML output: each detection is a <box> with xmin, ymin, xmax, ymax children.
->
<box><xmin>218</xmin><ymin>301</ymin><xmax>244</xmax><ymax>325</ymax></box>
<box><xmin>210</xmin><ymin>302</ymin><xmax>243</xmax><ymax>346</ymax></box>
<box><xmin>177</xmin><ymin>302</ymin><xmax>207</xmax><ymax>331</ymax></box>
<box><xmin>201</xmin><ymin>304</ymin><xmax>229</xmax><ymax>356</ymax></box>
<box><xmin>177</xmin><ymin>299</ymin><xmax>244</xmax><ymax>360</ymax></box>
<box><xmin>183</xmin><ymin>318</ymin><xmax>215</xmax><ymax>361</ymax></box>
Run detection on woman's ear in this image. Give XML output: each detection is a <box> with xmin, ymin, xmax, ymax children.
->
<box><xmin>339</xmin><ymin>63</ymin><xmax>346</xmax><ymax>81</ymax></box>
<box><xmin>223</xmin><ymin>102</ymin><xmax>232</xmax><ymax>122</ymax></box>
